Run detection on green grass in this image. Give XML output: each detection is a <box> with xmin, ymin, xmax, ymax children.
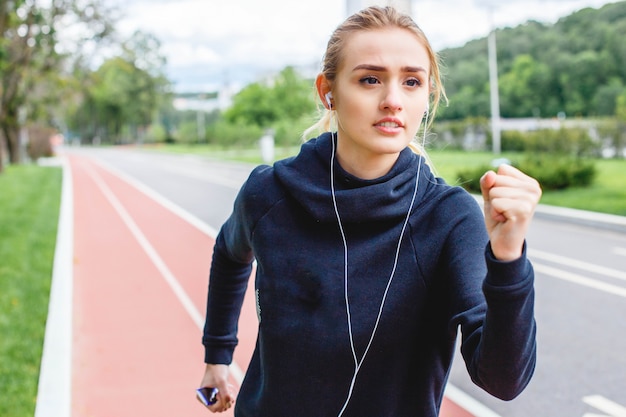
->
<box><xmin>0</xmin><ymin>164</ymin><xmax>61</xmax><ymax>417</ymax></box>
<box><xmin>536</xmin><ymin>158</ymin><xmax>626</xmax><ymax>215</ymax></box>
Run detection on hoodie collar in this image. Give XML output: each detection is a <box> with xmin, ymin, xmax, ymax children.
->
<box><xmin>274</xmin><ymin>132</ymin><xmax>430</xmax><ymax>223</ymax></box>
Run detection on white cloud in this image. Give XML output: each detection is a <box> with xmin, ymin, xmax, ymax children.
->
<box><xmin>112</xmin><ymin>0</ymin><xmax>616</xmax><ymax>92</ymax></box>
<box><xmin>162</xmin><ymin>42</ymin><xmax>221</xmax><ymax>68</ymax></box>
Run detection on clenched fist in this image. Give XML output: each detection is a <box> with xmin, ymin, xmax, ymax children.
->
<box><xmin>480</xmin><ymin>164</ymin><xmax>542</xmax><ymax>261</ymax></box>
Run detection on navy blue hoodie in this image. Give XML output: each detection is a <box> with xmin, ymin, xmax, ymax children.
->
<box><xmin>203</xmin><ymin>133</ymin><xmax>536</xmax><ymax>417</ymax></box>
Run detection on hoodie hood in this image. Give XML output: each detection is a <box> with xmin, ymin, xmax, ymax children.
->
<box><xmin>274</xmin><ymin>132</ymin><xmax>433</xmax><ymax>223</ymax></box>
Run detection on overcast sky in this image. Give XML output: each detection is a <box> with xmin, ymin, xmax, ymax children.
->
<box><xmin>112</xmin><ymin>0</ymin><xmax>617</xmax><ymax>93</ymax></box>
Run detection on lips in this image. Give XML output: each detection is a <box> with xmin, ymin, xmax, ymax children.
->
<box><xmin>374</xmin><ymin>117</ymin><xmax>404</xmax><ymax>131</ymax></box>
<box><xmin>377</xmin><ymin>121</ymin><xmax>401</xmax><ymax>128</ymax></box>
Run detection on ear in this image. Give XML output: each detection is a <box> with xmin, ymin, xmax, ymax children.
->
<box><xmin>315</xmin><ymin>74</ymin><xmax>332</xmax><ymax>110</ymax></box>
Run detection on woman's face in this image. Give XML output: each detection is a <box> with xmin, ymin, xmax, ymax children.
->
<box><xmin>331</xmin><ymin>27</ymin><xmax>430</xmax><ymax>176</ymax></box>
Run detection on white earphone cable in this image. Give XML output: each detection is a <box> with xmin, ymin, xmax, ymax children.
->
<box><xmin>331</xmin><ymin>110</ymin><xmax>428</xmax><ymax>416</ymax></box>
<box><xmin>329</xmin><ymin>136</ymin><xmax>357</xmax><ymax>368</ymax></box>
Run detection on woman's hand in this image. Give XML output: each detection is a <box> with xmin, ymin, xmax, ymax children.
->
<box><xmin>480</xmin><ymin>164</ymin><xmax>542</xmax><ymax>261</ymax></box>
<box><xmin>198</xmin><ymin>364</ymin><xmax>236</xmax><ymax>413</ymax></box>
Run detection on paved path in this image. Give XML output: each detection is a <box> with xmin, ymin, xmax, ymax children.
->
<box><xmin>69</xmin><ymin>153</ymin><xmax>249</xmax><ymax>417</ymax></box>
<box><xmin>37</xmin><ymin>153</ymin><xmax>476</xmax><ymax>417</ymax></box>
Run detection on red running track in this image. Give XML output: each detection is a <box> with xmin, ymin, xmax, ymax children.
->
<box><xmin>68</xmin><ymin>153</ymin><xmax>473</xmax><ymax>417</ymax></box>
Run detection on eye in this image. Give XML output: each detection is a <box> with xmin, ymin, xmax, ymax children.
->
<box><xmin>405</xmin><ymin>78</ymin><xmax>422</xmax><ymax>87</ymax></box>
<box><xmin>359</xmin><ymin>76</ymin><xmax>379</xmax><ymax>85</ymax></box>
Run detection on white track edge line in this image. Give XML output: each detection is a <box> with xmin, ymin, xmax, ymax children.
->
<box><xmin>84</xmin><ymin>161</ymin><xmax>245</xmax><ymax>384</ymax></box>
<box><xmin>35</xmin><ymin>157</ymin><xmax>73</xmax><ymax>417</ymax></box>
<box><xmin>94</xmin><ymin>157</ymin><xmax>219</xmax><ymax>239</ymax></box>
<box><xmin>444</xmin><ymin>384</ymin><xmax>503</xmax><ymax>417</ymax></box>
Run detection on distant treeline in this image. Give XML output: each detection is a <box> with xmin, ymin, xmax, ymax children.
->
<box><xmin>438</xmin><ymin>1</ymin><xmax>626</xmax><ymax>120</ymax></box>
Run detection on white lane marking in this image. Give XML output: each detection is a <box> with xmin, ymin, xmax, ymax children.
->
<box><xmin>35</xmin><ymin>157</ymin><xmax>73</xmax><ymax>417</ymax></box>
<box><xmin>444</xmin><ymin>384</ymin><xmax>503</xmax><ymax>417</ymax></box>
<box><xmin>529</xmin><ymin>249</ymin><xmax>626</xmax><ymax>282</ymax></box>
<box><xmin>583</xmin><ymin>395</ymin><xmax>626</xmax><ymax>417</ymax></box>
<box><xmin>84</xmin><ymin>161</ymin><xmax>245</xmax><ymax>384</ymax></box>
<box><xmin>533</xmin><ymin>262</ymin><xmax>626</xmax><ymax>298</ymax></box>
<box><xmin>613</xmin><ymin>247</ymin><xmax>626</xmax><ymax>257</ymax></box>
<box><xmin>94</xmin><ymin>157</ymin><xmax>218</xmax><ymax>239</ymax></box>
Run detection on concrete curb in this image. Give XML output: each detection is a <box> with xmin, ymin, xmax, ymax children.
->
<box><xmin>35</xmin><ymin>157</ymin><xmax>73</xmax><ymax>417</ymax></box>
<box><xmin>533</xmin><ymin>204</ymin><xmax>626</xmax><ymax>234</ymax></box>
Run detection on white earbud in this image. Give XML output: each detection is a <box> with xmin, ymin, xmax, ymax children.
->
<box><xmin>325</xmin><ymin>92</ymin><xmax>333</xmax><ymax>109</ymax></box>
<box><xmin>424</xmin><ymin>102</ymin><xmax>430</xmax><ymax>117</ymax></box>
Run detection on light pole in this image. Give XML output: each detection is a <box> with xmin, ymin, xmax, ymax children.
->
<box><xmin>474</xmin><ymin>1</ymin><xmax>503</xmax><ymax>154</ymax></box>
<box><xmin>486</xmin><ymin>4</ymin><xmax>502</xmax><ymax>154</ymax></box>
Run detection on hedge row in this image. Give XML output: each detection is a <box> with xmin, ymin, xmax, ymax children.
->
<box><xmin>457</xmin><ymin>155</ymin><xmax>597</xmax><ymax>192</ymax></box>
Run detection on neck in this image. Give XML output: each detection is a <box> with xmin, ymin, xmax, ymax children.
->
<box><xmin>336</xmin><ymin>142</ymin><xmax>400</xmax><ymax>180</ymax></box>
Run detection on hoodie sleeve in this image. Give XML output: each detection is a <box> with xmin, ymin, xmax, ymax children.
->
<box><xmin>468</xmin><ymin>243</ymin><xmax>537</xmax><ymax>400</ymax></box>
<box><xmin>443</xmin><ymin>191</ymin><xmax>536</xmax><ymax>401</ymax></box>
<box><xmin>202</xmin><ymin>168</ymin><xmax>261</xmax><ymax>364</ymax></box>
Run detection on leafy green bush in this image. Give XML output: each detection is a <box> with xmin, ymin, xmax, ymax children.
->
<box><xmin>500</xmin><ymin>128</ymin><xmax>600</xmax><ymax>156</ymax></box>
<box><xmin>204</xmin><ymin>121</ymin><xmax>263</xmax><ymax>147</ymax></box>
<box><xmin>273</xmin><ymin>115</ymin><xmax>317</xmax><ymax>146</ymax></box>
<box><xmin>175</xmin><ymin>121</ymin><xmax>201</xmax><ymax>144</ymax></box>
<box><xmin>530</xmin><ymin>128</ymin><xmax>598</xmax><ymax>156</ymax></box>
<box><xmin>431</xmin><ymin>118</ymin><xmax>489</xmax><ymax>150</ymax></box>
<box><xmin>144</xmin><ymin>123</ymin><xmax>168</xmax><ymax>143</ymax></box>
<box><xmin>597</xmin><ymin>120</ymin><xmax>626</xmax><ymax>157</ymax></box>
<box><xmin>520</xmin><ymin>154</ymin><xmax>597</xmax><ymax>189</ymax></box>
<box><xmin>456</xmin><ymin>155</ymin><xmax>597</xmax><ymax>192</ymax></box>
<box><xmin>500</xmin><ymin>130</ymin><xmax>528</xmax><ymax>152</ymax></box>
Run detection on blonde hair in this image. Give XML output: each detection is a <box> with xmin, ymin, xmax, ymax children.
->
<box><xmin>303</xmin><ymin>6</ymin><xmax>447</xmax><ymax>158</ymax></box>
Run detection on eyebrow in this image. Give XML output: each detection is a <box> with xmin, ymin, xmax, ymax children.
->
<box><xmin>352</xmin><ymin>64</ymin><xmax>427</xmax><ymax>73</ymax></box>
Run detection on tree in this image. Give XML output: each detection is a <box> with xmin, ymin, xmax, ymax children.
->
<box><xmin>118</xmin><ymin>31</ymin><xmax>171</xmax><ymax>137</ymax></box>
<box><xmin>617</xmin><ymin>90</ymin><xmax>626</xmax><ymax>122</ymax></box>
<box><xmin>62</xmin><ymin>28</ymin><xmax>170</xmax><ymax>145</ymax></box>
<box><xmin>0</xmin><ymin>0</ymin><xmax>115</xmax><ymax>172</ymax></box>
<box><xmin>592</xmin><ymin>78</ymin><xmax>624</xmax><ymax>116</ymax></box>
<box><xmin>66</xmin><ymin>36</ymin><xmax>170</xmax><ymax>145</ymax></box>
<box><xmin>437</xmin><ymin>1</ymin><xmax>626</xmax><ymax>121</ymax></box>
<box><xmin>225</xmin><ymin>66</ymin><xmax>315</xmax><ymax>128</ymax></box>
<box><xmin>498</xmin><ymin>54</ymin><xmax>552</xmax><ymax>118</ymax></box>
<box><xmin>439</xmin><ymin>85</ymin><xmax>489</xmax><ymax>120</ymax></box>
<box><xmin>271</xmin><ymin>66</ymin><xmax>315</xmax><ymax>120</ymax></box>
<box><xmin>225</xmin><ymin>81</ymin><xmax>276</xmax><ymax>127</ymax></box>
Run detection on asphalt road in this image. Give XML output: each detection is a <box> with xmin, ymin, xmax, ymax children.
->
<box><xmin>76</xmin><ymin>147</ymin><xmax>626</xmax><ymax>417</ymax></box>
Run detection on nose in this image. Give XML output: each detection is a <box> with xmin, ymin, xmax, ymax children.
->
<box><xmin>380</xmin><ymin>86</ymin><xmax>403</xmax><ymax>112</ymax></box>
